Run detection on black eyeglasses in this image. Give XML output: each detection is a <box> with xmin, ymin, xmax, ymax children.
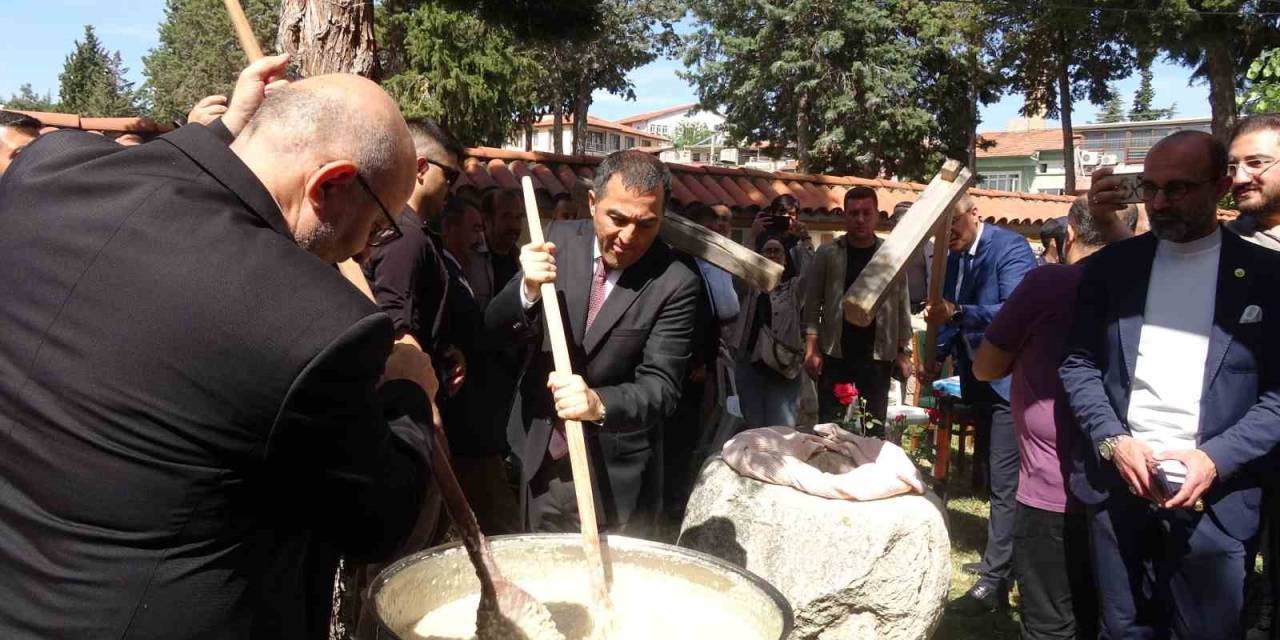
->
<box><xmin>427</xmin><ymin>159</ymin><xmax>462</xmax><ymax>186</ymax></box>
<box><xmin>357</xmin><ymin>173</ymin><xmax>402</xmax><ymax>247</ymax></box>
<box><xmin>1139</xmin><ymin>177</ymin><xmax>1217</xmax><ymax>202</ymax></box>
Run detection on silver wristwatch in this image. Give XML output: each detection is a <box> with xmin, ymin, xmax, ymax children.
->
<box><xmin>1098</xmin><ymin>435</ymin><xmax>1129</xmax><ymax>461</ymax></box>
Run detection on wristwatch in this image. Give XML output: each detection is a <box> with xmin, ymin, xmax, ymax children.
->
<box><xmin>949</xmin><ymin>304</ymin><xmax>964</xmax><ymax>325</ymax></box>
<box><xmin>1098</xmin><ymin>435</ymin><xmax>1130</xmax><ymax>461</ymax></box>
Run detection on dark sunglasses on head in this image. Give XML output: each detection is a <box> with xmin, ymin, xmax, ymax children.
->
<box><xmin>427</xmin><ymin>159</ymin><xmax>462</xmax><ymax>186</ymax></box>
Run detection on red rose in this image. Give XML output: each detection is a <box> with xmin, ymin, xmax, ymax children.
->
<box><xmin>833</xmin><ymin>383</ymin><xmax>859</xmax><ymax>406</ymax></box>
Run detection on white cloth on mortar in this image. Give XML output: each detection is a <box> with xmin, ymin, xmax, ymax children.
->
<box><xmin>720</xmin><ymin>424</ymin><xmax>924</xmax><ymax>501</ymax></box>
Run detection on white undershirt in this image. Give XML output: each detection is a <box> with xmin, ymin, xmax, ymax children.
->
<box><xmin>520</xmin><ymin>239</ymin><xmax>622</xmax><ymax>309</ymax></box>
<box><xmin>1126</xmin><ymin>228</ymin><xmax>1222</xmax><ymax>453</ymax></box>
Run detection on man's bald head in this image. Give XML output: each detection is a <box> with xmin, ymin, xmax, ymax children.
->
<box><xmin>232</xmin><ymin>74</ymin><xmax>416</xmax><ymax>263</ymax></box>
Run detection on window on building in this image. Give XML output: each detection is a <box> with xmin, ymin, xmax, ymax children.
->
<box><xmin>691</xmin><ymin>152</ymin><xmax>703</xmax><ymax>162</ymax></box>
<box><xmin>1038</xmin><ymin>163</ymin><xmax>1049</xmax><ymax>174</ymax></box>
<box><xmin>608</xmin><ymin>133</ymin><xmax>621</xmax><ymax>150</ymax></box>
<box><xmin>586</xmin><ymin>130</ymin><xmax>606</xmax><ymax>153</ymax></box>
<box><xmin>979</xmin><ymin>171</ymin><xmax>1021</xmax><ymax>192</ymax></box>
<box><xmin>1038</xmin><ymin>188</ymin><xmax>1064</xmax><ymax>195</ymax></box>
<box><xmin>625</xmin><ymin>136</ymin><xmax>636</xmax><ymax>149</ymax></box>
<box><xmin>648</xmin><ymin>124</ymin><xmax>670</xmax><ymax>136</ymax></box>
<box><xmin>640</xmin><ymin>139</ymin><xmax>652</xmax><ymax>147</ymax></box>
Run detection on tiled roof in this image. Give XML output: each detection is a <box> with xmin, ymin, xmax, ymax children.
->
<box><xmin>11</xmin><ymin>110</ymin><xmax>173</xmax><ymax>134</ymax></box>
<box><xmin>614</xmin><ymin>103</ymin><xmax>699</xmax><ymax>125</ymax></box>
<box><xmin>454</xmin><ymin>146</ymin><xmax>1076</xmax><ymax>226</ymax></box>
<box><xmin>976</xmin><ymin>129</ymin><xmax>1076</xmax><ymax>158</ymax></box>
<box><xmin>532</xmin><ymin>114</ymin><xmax>670</xmax><ymax>141</ymax></box>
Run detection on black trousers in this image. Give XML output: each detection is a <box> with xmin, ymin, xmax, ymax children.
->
<box><xmin>816</xmin><ymin>356</ymin><xmax>893</xmax><ymax>431</ymax></box>
<box><xmin>1013</xmin><ymin>503</ymin><xmax>1098</xmax><ymax>640</ymax></box>
<box><xmin>973</xmin><ymin>395</ymin><xmax>1019</xmax><ymax>586</ymax></box>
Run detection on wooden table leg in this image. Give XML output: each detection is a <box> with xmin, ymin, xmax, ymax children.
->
<box><xmin>933</xmin><ymin>405</ymin><xmax>951</xmax><ymax>486</ymax></box>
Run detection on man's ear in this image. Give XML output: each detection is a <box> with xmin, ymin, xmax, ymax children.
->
<box><xmin>587</xmin><ymin>188</ymin><xmax>598</xmax><ymax>216</ymax></box>
<box><xmin>305</xmin><ymin>160</ymin><xmax>359</xmax><ymax>222</ymax></box>
<box><xmin>415</xmin><ymin>156</ymin><xmax>429</xmax><ymax>182</ymax></box>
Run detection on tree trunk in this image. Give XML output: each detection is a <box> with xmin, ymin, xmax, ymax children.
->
<box><xmin>1204</xmin><ymin>37</ymin><xmax>1237</xmax><ymax>139</ymax></box>
<box><xmin>524</xmin><ymin>124</ymin><xmax>534</xmax><ymax>152</ymax></box>
<box><xmin>1057</xmin><ymin>43</ymin><xmax>1076</xmax><ymax>195</ymax></box>
<box><xmin>552</xmin><ymin>103</ymin><xmax>564</xmax><ymax>155</ymax></box>
<box><xmin>796</xmin><ymin>91</ymin><xmax>811</xmax><ymax>174</ymax></box>
<box><xmin>277</xmin><ymin>0</ymin><xmax>379</xmax><ymax>79</ymax></box>
<box><xmin>570</xmin><ymin>75</ymin><xmax>591</xmax><ymax>157</ymax></box>
<box><xmin>966</xmin><ymin>45</ymin><xmax>980</xmax><ymax>171</ymax></box>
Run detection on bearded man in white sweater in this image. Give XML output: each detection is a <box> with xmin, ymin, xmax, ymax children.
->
<box><xmin>1060</xmin><ymin>130</ymin><xmax>1280</xmax><ymax>640</ymax></box>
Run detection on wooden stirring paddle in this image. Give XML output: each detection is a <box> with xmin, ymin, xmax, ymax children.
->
<box><xmin>424</xmin><ymin>424</ymin><xmax>564</xmax><ymax>640</ymax></box>
<box><xmin>520</xmin><ymin>177</ymin><xmax>616</xmax><ymax>637</ymax></box>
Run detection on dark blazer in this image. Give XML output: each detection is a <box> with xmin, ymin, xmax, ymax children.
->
<box><xmin>0</xmin><ymin>124</ymin><xmax>430</xmax><ymax>639</ymax></box>
<box><xmin>937</xmin><ymin>224</ymin><xmax>1037</xmax><ymax>401</ymax></box>
<box><xmin>485</xmin><ymin>219</ymin><xmax>701</xmax><ymax>529</ymax></box>
<box><xmin>1060</xmin><ymin>231</ymin><xmax>1280</xmax><ymax>542</ymax></box>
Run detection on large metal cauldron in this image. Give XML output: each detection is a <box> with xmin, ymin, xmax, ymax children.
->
<box><xmin>370</xmin><ymin>533</ymin><xmax>793</xmax><ymax>640</ymax></box>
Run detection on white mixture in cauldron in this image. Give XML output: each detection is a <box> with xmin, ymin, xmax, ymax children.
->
<box><xmin>409</xmin><ymin>562</ymin><xmax>767</xmax><ymax>640</ymax></box>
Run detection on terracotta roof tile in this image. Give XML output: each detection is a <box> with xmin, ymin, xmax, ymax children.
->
<box><xmin>486</xmin><ymin>159</ymin><xmax>519</xmax><ymax>189</ymax></box>
<box><xmin>462</xmin><ymin>157</ymin><xmax>496</xmax><ymax>189</ymax></box>
<box><xmin>976</xmin><ymin>129</ymin><xmax>1079</xmax><ymax>158</ymax></box>
<box><xmin>529</xmin><ymin>163</ymin><xmax>567</xmax><ymax>195</ymax></box>
<box><xmin>448</xmin><ymin>146</ymin><xmax>1086</xmax><ymax>226</ymax></box>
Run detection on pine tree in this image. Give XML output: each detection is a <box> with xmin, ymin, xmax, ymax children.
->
<box><xmin>1097</xmin><ymin>84</ymin><xmax>1127</xmax><ymax>123</ymax></box>
<box><xmin>57</xmin><ymin>25</ymin><xmax>140</xmax><ymax>116</ymax></box>
<box><xmin>1130</xmin><ymin>64</ymin><xmax>1157</xmax><ymax>120</ymax></box>
<box><xmin>142</xmin><ymin>0</ymin><xmax>277</xmax><ymax>123</ymax></box>
<box><xmin>4</xmin><ymin>84</ymin><xmax>57</xmax><ymax>111</ymax></box>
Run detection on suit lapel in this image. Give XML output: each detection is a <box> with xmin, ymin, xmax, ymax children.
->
<box><xmin>582</xmin><ymin>244</ymin><xmax>660</xmax><ymax>354</ymax></box>
<box><xmin>563</xmin><ymin>223</ymin><xmax>594</xmax><ymax>347</ymax></box>
<box><xmin>1204</xmin><ymin>231</ymin><xmax>1248</xmax><ymax>393</ymax></box>
<box><xmin>1118</xmin><ymin>235</ymin><xmax>1158</xmax><ymax>384</ymax></box>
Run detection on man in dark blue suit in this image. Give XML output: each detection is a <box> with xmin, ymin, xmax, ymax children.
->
<box><xmin>1061</xmin><ymin>130</ymin><xmax>1280</xmax><ymax>639</ymax></box>
<box><xmin>927</xmin><ymin>195</ymin><xmax>1037</xmax><ymax>612</ymax></box>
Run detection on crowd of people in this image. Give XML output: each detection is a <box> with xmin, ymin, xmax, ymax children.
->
<box><xmin>2</xmin><ymin>52</ymin><xmax>1280</xmax><ymax>640</ymax></box>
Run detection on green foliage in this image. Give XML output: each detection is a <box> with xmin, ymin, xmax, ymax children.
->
<box><xmin>1130</xmin><ymin>0</ymin><xmax>1280</xmax><ymax>134</ymax></box>
<box><xmin>682</xmin><ymin>0</ymin><xmax>999</xmax><ymax>179</ymax></box>
<box><xmin>4</xmin><ymin>84</ymin><xmax>57</xmax><ymax>111</ymax></box>
<box><xmin>142</xmin><ymin>0</ymin><xmax>277</xmax><ymax>123</ymax></box>
<box><xmin>378</xmin><ymin>2</ymin><xmax>545</xmax><ymax>147</ymax></box>
<box><xmin>431</xmin><ymin>0</ymin><xmax>605</xmax><ymax>41</ymax></box>
<box><xmin>1097</xmin><ymin>83</ymin><xmax>1128</xmax><ymax>123</ymax></box>
<box><xmin>1130</xmin><ymin>61</ymin><xmax>1176</xmax><ymax>121</ymax></box>
<box><xmin>1240</xmin><ymin>48</ymin><xmax>1280</xmax><ymax>115</ymax></box>
<box><xmin>59</xmin><ymin>25</ymin><xmax>141</xmax><ymax>116</ymax></box>
<box><xmin>672</xmin><ymin>121</ymin><xmax>713</xmax><ymax>148</ymax></box>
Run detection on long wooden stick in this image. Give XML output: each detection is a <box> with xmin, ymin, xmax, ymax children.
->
<box><xmin>520</xmin><ymin>176</ymin><xmax>615</xmax><ymax>634</ymax></box>
<box><xmin>224</xmin><ymin>0</ymin><xmax>264</xmax><ymax>62</ymax></box>
<box><xmin>921</xmin><ymin>209</ymin><xmax>954</xmax><ymax>377</ymax></box>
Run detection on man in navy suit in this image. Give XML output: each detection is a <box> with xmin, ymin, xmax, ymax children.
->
<box><xmin>927</xmin><ymin>195</ymin><xmax>1037</xmax><ymax>612</ymax></box>
<box><xmin>1061</xmin><ymin>130</ymin><xmax>1280</xmax><ymax>639</ymax></box>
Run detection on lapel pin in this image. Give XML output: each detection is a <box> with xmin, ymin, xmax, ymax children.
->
<box><xmin>1234</xmin><ymin>268</ymin><xmax>1246</xmax><ymax>278</ymax></box>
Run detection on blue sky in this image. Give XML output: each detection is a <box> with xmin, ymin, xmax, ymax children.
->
<box><xmin>1</xmin><ymin>0</ymin><xmax>1209</xmax><ymax>133</ymax></box>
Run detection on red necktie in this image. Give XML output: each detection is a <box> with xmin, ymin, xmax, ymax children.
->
<box><xmin>585</xmin><ymin>257</ymin><xmax>608</xmax><ymax>330</ymax></box>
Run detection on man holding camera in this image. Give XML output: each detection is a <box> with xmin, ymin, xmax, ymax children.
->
<box><xmin>1060</xmin><ymin>130</ymin><xmax>1280</xmax><ymax>639</ymax></box>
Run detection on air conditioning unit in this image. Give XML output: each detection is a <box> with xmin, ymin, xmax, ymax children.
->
<box><xmin>1079</xmin><ymin>151</ymin><xmax>1099</xmax><ymax>165</ymax></box>
<box><xmin>1100</xmin><ymin>153</ymin><xmax>1119</xmax><ymax>165</ymax></box>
